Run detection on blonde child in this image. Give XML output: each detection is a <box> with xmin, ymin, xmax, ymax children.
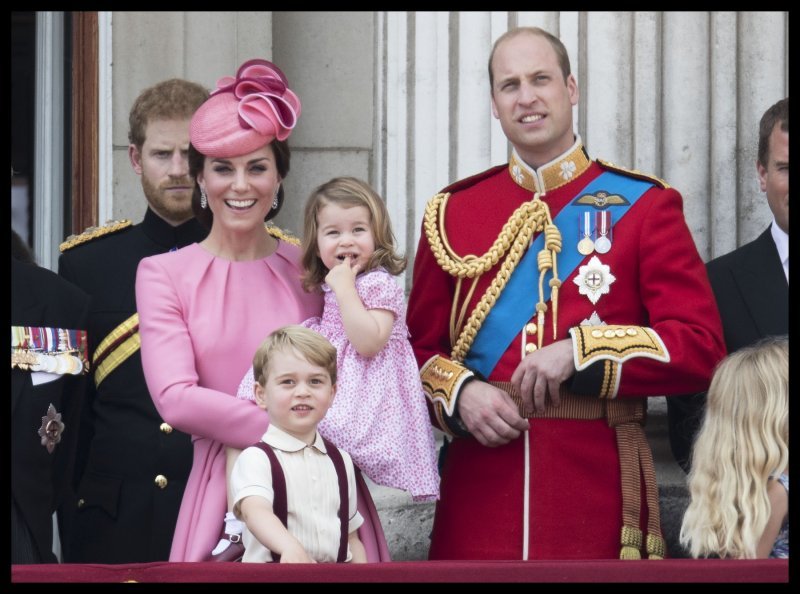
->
<box><xmin>679</xmin><ymin>336</ymin><xmax>789</xmax><ymax>559</ymax></box>
<box><xmin>231</xmin><ymin>326</ymin><xmax>366</xmax><ymax>563</ymax></box>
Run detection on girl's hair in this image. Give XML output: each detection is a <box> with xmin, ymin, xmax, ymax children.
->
<box><xmin>301</xmin><ymin>176</ymin><xmax>406</xmax><ymax>291</ymax></box>
<box><xmin>679</xmin><ymin>336</ymin><xmax>789</xmax><ymax>559</ymax></box>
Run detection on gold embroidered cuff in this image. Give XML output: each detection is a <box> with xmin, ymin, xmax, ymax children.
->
<box><xmin>420</xmin><ymin>355</ymin><xmax>474</xmax><ymax>418</ymax></box>
<box><xmin>570</xmin><ymin>325</ymin><xmax>670</xmax><ymax>370</ymax></box>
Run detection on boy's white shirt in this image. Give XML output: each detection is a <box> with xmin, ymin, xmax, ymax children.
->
<box><xmin>231</xmin><ymin>424</ymin><xmax>363</xmax><ymax>563</ymax></box>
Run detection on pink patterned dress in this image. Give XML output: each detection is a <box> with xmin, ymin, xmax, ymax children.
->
<box><xmin>238</xmin><ymin>268</ymin><xmax>440</xmax><ymax>502</ymax></box>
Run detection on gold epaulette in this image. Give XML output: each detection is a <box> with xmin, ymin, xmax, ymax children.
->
<box><xmin>264</xmin><ymin>223</ymin><xmax>300</xmax><ymax>246</ymax></box>
<box><xmin>596</xmin><ymin>159</ymin><xmax>670</xmax><ymax>189</ymax></box>
<box><xmin>60</xmin><ymin>219</ymin><xmax>133</xmax><ymax>252</ymax></box>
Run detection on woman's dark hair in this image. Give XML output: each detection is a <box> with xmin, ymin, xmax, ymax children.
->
<box><xmin>189</xmin><ymin>139</ymin><xmax>291</xmax><ymax>230</ymax></box>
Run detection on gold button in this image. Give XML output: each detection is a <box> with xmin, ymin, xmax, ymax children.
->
<box><xmin>525</xmin><ymin>343</ymin><xmax>538</xmax><ymax>354</ymax></box>
<box><xmin>155</xmin><ymin>475</ymin><xmax>168</xmax><ymax>489</ymax></box>
<box><xmin>626</xmin><ymin>328</ymin><xmax>638</xmax><ymax>336</ymax></box>
<box><xmin>160</xmin><ymin>422</ymin><xmax>173</xmax><ymax>434</ymax></box>
<box><xmin>591</xmin><ymin>329</ymin><xmax>603</xmax><ymax>338</ymax></box>
<box><xmin>603</xmin><ymin>329</ymin><xmax>616</xmax><ymax>338</ymax></box>
<box><xmin>615</xmin><ymin>328</ymin><xmax>626</xmax><ymax>337</ymax></box>
<box><xmin>77</xmin><ymin>499</ymin><xmax>85</xmax><ymax>508</ymax></box>
<box><xmin>525</xmin><ymin>323</ymin><xmax>537</xmax><ymax>335</ymax></box>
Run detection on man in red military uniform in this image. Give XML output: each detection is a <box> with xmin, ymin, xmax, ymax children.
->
<box><xmin>406</xmin><ymin>26</ymin><xmax>725</xmax><ymax>560</ymax></box>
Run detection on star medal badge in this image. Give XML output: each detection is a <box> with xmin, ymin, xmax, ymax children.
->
<box><xmin>38</xmin><ymin>404</ymin><xmax>65</xmax><ymax>454</ymax></box>
<box><xmin>573</xmin><ymin>255</ymin><xmax>616</xmax><ymax>305</ymax></box>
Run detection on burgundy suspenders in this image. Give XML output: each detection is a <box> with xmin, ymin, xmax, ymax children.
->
<box><xmin>321</xmin><ymin>436</ymin><xmax>349</xmax><ymax>564</ymax></box>
<box><xmin>251</xmin><ymin>440</ymin><xmax>349</xmax><ymax>563</ymax></box>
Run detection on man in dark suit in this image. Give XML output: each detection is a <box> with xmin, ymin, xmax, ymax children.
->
<box><xmin>57</xmin><ymin>79</ymin><xmax>209</xmax><ymax>563</ymax></box>
<box><xmin>667</xmin><ymin>97</ymin><xmax>789</xmax><ymax>472</ymax></box>
<box><xmin>12</xmin><ymin>242</ymin><xmax>90</xmax><ymax>564</ymax></box>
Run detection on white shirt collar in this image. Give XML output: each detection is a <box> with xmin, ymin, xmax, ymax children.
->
<box><xmin>770</xmin><ymin>219</ymin><xmax>789</xmax><ymax>283</ymax></box>
<box><xmin>262</xmin><ymin>423</ymin><xmax>328</xmax><ymax>454</ymax></box>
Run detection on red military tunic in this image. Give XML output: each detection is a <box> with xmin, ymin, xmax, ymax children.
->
<box><xmin>407</xmin><ymin>138</ymin><xmax>725</xmax><ymax>560</ymax></box>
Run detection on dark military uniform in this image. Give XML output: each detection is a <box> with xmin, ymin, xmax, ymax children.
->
<box><xmin>58</xmin><ymin>208</ymin><xmax>207</xmax><ymax>563</ymax></box>
<box><xmin>12</xmin><ymin>258</ymin><xmax>90</xmax><ymax>564</ymax></box>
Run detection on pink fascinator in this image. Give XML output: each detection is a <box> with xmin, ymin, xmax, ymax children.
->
<box><xmin>190</xmin><ymin>59</ymin><xmax>301</xmax><ymax>158</ymax></box>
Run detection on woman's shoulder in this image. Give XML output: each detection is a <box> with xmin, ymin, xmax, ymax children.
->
<box><xmin>272</xmin><ymin>236</ymin><xmax>304</xmax><ymax>266</ymax></box>
<box><xmin>139</xmin><ymin>243</ymin><xmax>204</xmax><ymax>274</ymax></box>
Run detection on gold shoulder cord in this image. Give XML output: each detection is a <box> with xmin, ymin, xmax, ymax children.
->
<box><xmin>264</xmin><ymin>223</ymin><xmax>301</xmax><ymax>246</ymax></box>
<box><xmin>423</xmin><ymin>192</ymin><xmax>562</xmax><ymax>363</ymax></box>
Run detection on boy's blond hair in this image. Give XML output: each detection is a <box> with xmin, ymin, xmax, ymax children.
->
<box><xmin>252</xmin><ymin>325</ymin><xmax>337</xmax><ymax>387</ymax></box>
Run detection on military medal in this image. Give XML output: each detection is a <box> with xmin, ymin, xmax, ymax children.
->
<box><xmin>11</xmin><ymin>325</ymin><xmax>88</xmax><ymax>375</ymax></box>
<box><xmin>595</xmin><ymin>211</ymin><xmax>612</xmax><ymax>254</ymax></box>
<box><xmin>573</xmin><ymin>255</ymin><xmax>616</xmax><ymax>305</ymax></box>
<box><xmin>69</xmin><ymin>354</ymin><xmax>84</xmax><ymax>375</ymax></box>
<box><xmin>42</xmin><ymin>354</ymin><xmax>59</xmax><ymax>373</ymax></box>
<box><xmin>38</xmin><ymin>403</ymin><xmax>65</xmax><ymax>453</ymax></box>
<box><xmin>577</xmin><ymin>211</ymin><xmax>595</xmax><ymax>255</ymax></box>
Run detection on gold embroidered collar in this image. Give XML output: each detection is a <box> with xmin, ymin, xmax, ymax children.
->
<box><xmin>508</xmin><ymin>136</ymin><xmax>591</xmax><ymax>194</ymax></box>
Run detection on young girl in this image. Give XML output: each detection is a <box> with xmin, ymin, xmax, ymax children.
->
<box><xmin>213</xmin><ymin>177</ymin><xmax>440</xmax><ymax>559</ymax></box>
<box><xmin>293</xmin><ymin>177</ymin><xmax>440</xmax><ymax>501</ymax></box>
<box><xmin>679</xmin><ymin>336</ymin><xmax>789</xmax><ymax>559</ymax></box>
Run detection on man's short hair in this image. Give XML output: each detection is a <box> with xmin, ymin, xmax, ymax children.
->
<box><xmin>488</xmin><ymin>26</ymin><xmax>572</xmax><ymax>90</ymax></box>
<box><xmin>252</xmin><ymin>325</ymin><xmax>338</xmax><ymax>387</ymax></box>
<box><xmin>128</xmin><ymin>79</ymin><xmax>209</xmax><ymax>149</ymax></box>
<box><xmin>757</xmin><ymin>97</ymin><xmax>789</xmax><ymax>167</ymax></box>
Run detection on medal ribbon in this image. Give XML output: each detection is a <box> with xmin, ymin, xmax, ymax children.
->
<box><xmin>598</xmin><ymin>211</ymin><xmax>611</xmax><ymax>241</ymax></box>
<box><xmin>11</xmin><ymin>325</ymin><xmax>89</xmax><ymax>372</ymax></box>
<box><xmin>464</xmin><ymin>171</ymin><xmax>653</xmax><ymax>379</ymax></box>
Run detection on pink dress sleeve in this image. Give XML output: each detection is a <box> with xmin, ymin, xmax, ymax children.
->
<box><xmin>358</xmin><ymin>269</ymin><xmax>404</xmax><ymax>319</ymax></box>
<box><xmin>136</xmin><ymin>255</ymin><xmax>267</xmax><ymax>450</ymax></box>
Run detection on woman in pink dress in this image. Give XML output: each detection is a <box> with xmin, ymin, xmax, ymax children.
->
<box><xmin>136</xmin><ymin>60</ymin><xmax>390</xmax><ymax>563</ymax></box>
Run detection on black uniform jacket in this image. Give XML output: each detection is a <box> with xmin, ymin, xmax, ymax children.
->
<box><xmin>11</xmin><ymin>258</ymin><xmax>90</xmax><ymax>563</ymax></box>
<box><xmin>57</xmin><ymin>208</ymin><xmax>207</xmax><ymax>563</ymax></box>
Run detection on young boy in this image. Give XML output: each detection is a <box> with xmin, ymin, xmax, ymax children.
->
<box><xmin>230</xmin><ymin>325</ymin><xmax>367</xmax><ymax>563</ymax></box>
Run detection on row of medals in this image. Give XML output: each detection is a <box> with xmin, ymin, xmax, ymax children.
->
<box><xmin>577</xmin><ymin>211</ymin><xmax>612</xmax><ymax>255</ymax></box>
<box><xmin>12</xmin><ymin>349</ymin><xmax>86</xmax><ymax>375</ymax></box>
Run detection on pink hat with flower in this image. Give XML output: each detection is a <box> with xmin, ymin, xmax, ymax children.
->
<box><xmin>190</xmin><ymin>59</ymin><xmax>301</xmax><ymax>158</ymax></box>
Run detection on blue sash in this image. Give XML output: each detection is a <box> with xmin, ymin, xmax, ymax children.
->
<box><xmin>463</xmin><ymin>171</ymin><xmax>653</xmax><ymax>378</ymax></box>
